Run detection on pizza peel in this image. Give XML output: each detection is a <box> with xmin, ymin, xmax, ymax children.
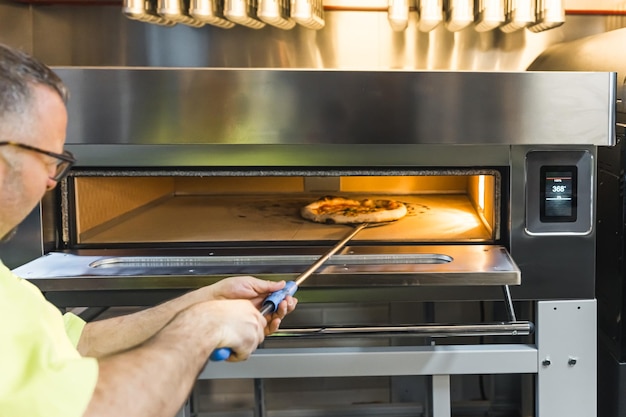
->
<box><xmin>209</xmin><ymin>221</ymin><xmax>377</xmax><ymax>361</ymax></box>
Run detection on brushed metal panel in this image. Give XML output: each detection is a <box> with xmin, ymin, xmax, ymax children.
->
<box><xmin>199</xmin><ymin>344</ymin><xmax>538</xmax><ymax>379</ymax></box>
<box><xmin>536</xmin><ymin>300</ymin><xmax>597</xmax><ymax>417</ymax></box>
<box><xmin>63</xmin><ymin>144</ymin><xmax>512</xmax><ymax>167</ymax></box>
<box><xmin>12</xmin><ymin>244</ymin><xmax>521</xmax><ymax>290</ymax></box>
<box><xmin>529</xmin><ymin>27</ymin><xmax>626</xmax><ymax>114</ymax></box>
<box><xmin>54</xmin><ymin>69</ymin><xmax>616</xmax><ymax>146</ymax></box>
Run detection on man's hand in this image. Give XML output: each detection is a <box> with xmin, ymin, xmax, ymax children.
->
<box><xmin>207</xmin><ymin>276</ymin><xmax>298</xmax><ymax>334</ymax></box>
<box><xmin>172</xmin><ymin>299</ymin><xmax>267</xmax><ymax>362</ymax></box>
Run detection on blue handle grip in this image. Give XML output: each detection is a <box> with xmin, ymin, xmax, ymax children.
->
<box><xmin>209</xmin><ymin>281</ymin><xmax>298</xmax><ymax>362</ymax></box>
<box><xmin>261</xmin><ymin>281</ymin><xmax>298</xmax><ymax>314</ymax></box>
<box><xmin>210</xmin><ymin>347</ymin><xmax>232</xmax><ymax>361</ymax></box>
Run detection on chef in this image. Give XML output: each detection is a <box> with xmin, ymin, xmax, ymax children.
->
<box><xmin>0</xmin><ymin>42</ymin><xmax>297</xmax><ymax>417</ymax></box>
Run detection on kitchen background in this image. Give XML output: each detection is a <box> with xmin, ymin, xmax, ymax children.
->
<box><xmin>0</xmin><ymin>0</ymin><xmax>624</xmax><ymax>71</ymax></box>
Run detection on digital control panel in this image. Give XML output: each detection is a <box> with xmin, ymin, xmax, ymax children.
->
<box><xmin>526</xmin><ymin>151</ymin><xmax>592</xmax><ymax>235</ymax></box>
<box><xmin>540</xmin><ymin>166</ymin><xmax>577</xmax><ymax>222</ymax></box>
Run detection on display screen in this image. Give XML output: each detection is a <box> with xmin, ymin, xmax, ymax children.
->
<box><xmin>540</xmin><ymin>166</ymin><xmax>577</xmax><ymax>222</ymax></box>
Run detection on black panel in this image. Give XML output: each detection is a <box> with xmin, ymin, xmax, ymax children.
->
<box><xmin>597</xmin><ymin>133</ymin><xmax>626</xmax><ymax>362</ymax></box>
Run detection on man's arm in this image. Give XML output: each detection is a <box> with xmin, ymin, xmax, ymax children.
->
<box><xmin>76</xmin><ymin>285</ymin><xmax>214</xmax><ymax>358</ymax></box>
<box><xmin>82</xmin><ymin>299</ymin><xmax>265</xmax><ymax>417</ymax></box>
<box><xmin>77</xmin><ymin>277</ymin><xmax>295</xmax><ymax>358</ymax></box>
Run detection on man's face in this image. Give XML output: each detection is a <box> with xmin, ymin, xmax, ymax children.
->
<box><xmin>0</xmin><ymin>84</ymin><xmax>68</xmax><ymax>240</ymax></box>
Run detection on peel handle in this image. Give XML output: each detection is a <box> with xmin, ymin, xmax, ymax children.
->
<box><xmin>209</xmin><ymin>281</ymin><xmax>299</xmax><ymax>361</ymax></box>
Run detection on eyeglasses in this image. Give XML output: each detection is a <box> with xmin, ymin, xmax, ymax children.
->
<box><xmin>0</xmin><ymin>141</ymin><xmax>76</xmax><ymax>182</ymax></box>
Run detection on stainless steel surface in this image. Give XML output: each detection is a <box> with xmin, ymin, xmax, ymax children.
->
<box><xmin>433</xmin><ymin>375</ymin><xmax>451</xmax><ymax>417</ymax></box>
<box><xmin>199</xmin><ymin>344</ymin><xmax>539</xmax><ymax>379</ymax></box>
<box><xmin>529</xmin><ymin>27</ymin><xmax>626</xmax><ymax>115</ymax></box>
<box><xmin>52</xmin><ymin>69</ymin><xmax>616</xmax><ymax>147</ymax></box>
<box><xmin>61</xmin><ymin>144</ymin><xmax>513</xmax><ymax>168</ymax></box>
<box><xmin>271</xmin><ymin>321</ymin><xmax>533</xmax><ymax>337</ymax></box>
<box><xmin>12</xmin><ymin>245</ymin><xmax>521</xmax><ymax>292</ymax></box>
<box><xmin>536</xmin><ymin>300</ymin><xmax>596</xmax><ymax>416</ymax></box>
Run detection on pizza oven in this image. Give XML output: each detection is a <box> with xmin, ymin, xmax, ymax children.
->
<box><xmin>11</xmin><ymin>68</ymin><xmax>617</xmax><ymax>417</ymax></box>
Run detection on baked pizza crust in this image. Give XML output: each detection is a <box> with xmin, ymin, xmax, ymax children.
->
<box><xmin>301</xmin><ymin>196</ymin><xmax>407</xmax><ymax>224</ymax></box>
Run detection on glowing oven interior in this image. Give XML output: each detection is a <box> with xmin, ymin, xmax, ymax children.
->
<box><xmin>67</xmin><ymin>170</ymin><xmax>501</xmax><ymax>247</ymax></box>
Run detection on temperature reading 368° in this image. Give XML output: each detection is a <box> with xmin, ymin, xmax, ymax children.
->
<box><xmin>540</xmin><ymin>166</ymin><xmax>577</xmax><ymax>222</ymax></box>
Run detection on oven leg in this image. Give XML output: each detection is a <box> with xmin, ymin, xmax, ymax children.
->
<box><xmin>432</xmin><ymin>374</ymin><xmax>451</xmax><ymax>417</ymax></box>
<box><xmin>253</xmin><ymin>378</ymin><xmax>266</xmax><ymax>417</ymax></box>
<box><xmin>536</xmin><ymin>299</ymin><xmax>596</xmax><ymax>417</ymax></box>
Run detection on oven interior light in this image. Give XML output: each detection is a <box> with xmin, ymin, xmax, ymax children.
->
<box><xmin>478</xmin><ymin>175</ymin><xmax>485</xmax><ymax>211</ymax></box>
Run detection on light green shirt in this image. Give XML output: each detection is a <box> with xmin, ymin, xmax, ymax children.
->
<box><xmin>0</xmin><ymin>260</ymin><xmax>98</xmax><ymax>416</ymax></box>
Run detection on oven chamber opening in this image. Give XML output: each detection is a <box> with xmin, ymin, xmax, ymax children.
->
<box><xmin>57</xmin><ymin>168</ymin><xmax>517</xmax><ymax>288</ymax></box>
<box><xmin>65</xmin><ymin>169</ymin><xmax>502</xmax><ymax>248</ymax></box>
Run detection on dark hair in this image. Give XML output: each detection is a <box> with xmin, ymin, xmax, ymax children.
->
<box><xmin>0</xmin><ymin>43</ymin><xmax>68</xmax><ymax>117</ymax></box>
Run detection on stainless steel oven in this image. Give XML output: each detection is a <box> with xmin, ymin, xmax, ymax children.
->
<box><xmin>11</xmin><ymin>69</ymin><xmax>616</xmax><ymax>417</ymax></box>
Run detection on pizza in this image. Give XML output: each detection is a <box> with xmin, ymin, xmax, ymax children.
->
<box><xmin>301</xmin><ymin>195</ymin><xmax>407</xmax><ymax>224</ymax></box>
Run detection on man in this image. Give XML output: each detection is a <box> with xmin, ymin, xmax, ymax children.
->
<box><xmin>0</xmin><ymin>43</ymin><xmax>296</xmax><ymax>417</ymax></box>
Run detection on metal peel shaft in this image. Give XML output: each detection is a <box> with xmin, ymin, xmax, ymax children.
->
<box><xmin>211</xmin><ymin>223</ymin><xmax>369</xmax><ymax>361</ymax></box>
<box><xmin>295</xmin><ymin>222</ymin><xmax>369</xmax><ymax>286</ymax></box>
<box><xmin>259</xmin><ymin>222</ymin><xmax>369</xmax><ymax>315</ymax></box>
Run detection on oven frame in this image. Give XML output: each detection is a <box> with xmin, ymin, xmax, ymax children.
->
<box><xmin>194</xmin><ymin>299</ymin><xmax>596</xmax><ymax>417</ymax></box>
<box><xmin>4</xmin><ymin>69</ymin><xmax>616</xmax><ymax>417</ymax></box>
